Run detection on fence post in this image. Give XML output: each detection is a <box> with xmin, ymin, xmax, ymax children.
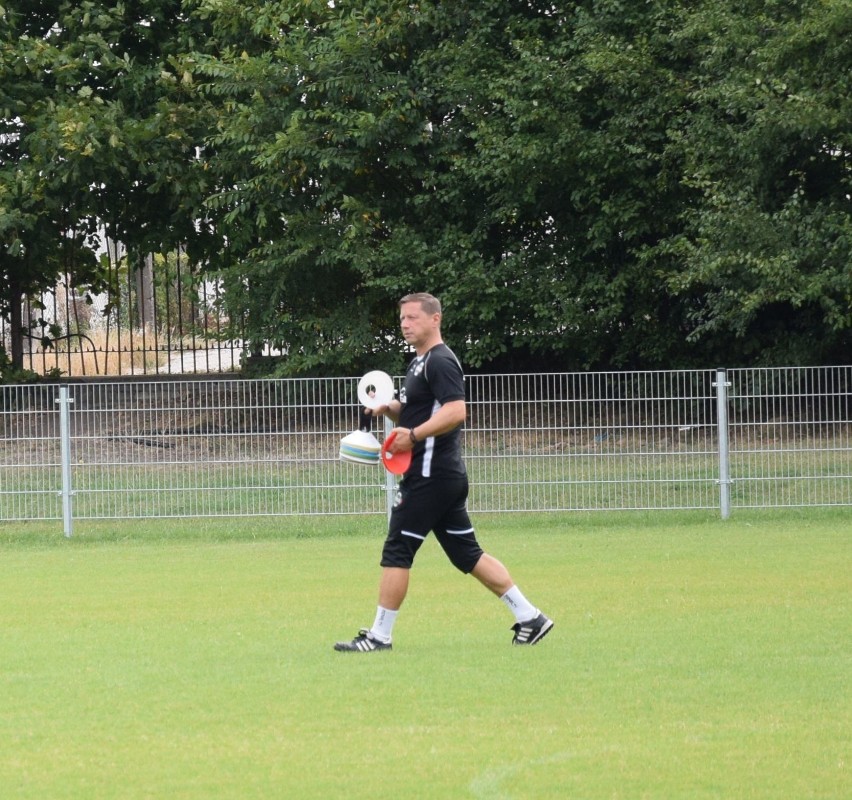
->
<box><xmin>384</xmin><ymin>416</ymin><xmax>395</xmax><ymax>518</ymax></box>
<box><xmin>714</xmin><ymin>368</ymin><xmax>732</xmax><ymax>519</ymax></box>
<box><xmin>56</xmin><ymin>385</ymin><xmax>74</xmax><ymax>537</ymax></box>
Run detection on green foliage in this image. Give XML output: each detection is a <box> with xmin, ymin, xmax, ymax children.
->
<box><xmin>198</xmin><ymin>0</ymin><xmax>851</xmax><ymax>372</ymax></box>
<box><xmin>0</xmin><ymin>1</ymin><xmax>214</xmax><ymax>367</ymax></box>
<box><xmin>0</xmin><ymin>343</ymin><xmax>61</xmax><ymax>383</ymax></box>
<box><xmin>2</xmin><ymin>1</ymin><xmax>849</xmax><ymax>373</ymax></box>
<box><xmin>657</xmin><ymin>0</ymin><xmax>852</xmax><ymax>364</ymax></box>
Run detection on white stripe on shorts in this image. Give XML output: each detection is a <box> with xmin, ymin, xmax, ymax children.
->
<box><xmin>446</xmin><ymin>527</ymin><xmax>474</xmax><ymax>535</ymax></box>
<box><xmin>401</xmin><ymin>530</ymin><xmax>426</xmax><ymax>540</ymax></box>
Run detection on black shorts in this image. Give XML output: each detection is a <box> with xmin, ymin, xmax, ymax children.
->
<box><xmin>380</xmin><ymin>473</ymin><xmax>484</xmax><ymax>573</ymax></box>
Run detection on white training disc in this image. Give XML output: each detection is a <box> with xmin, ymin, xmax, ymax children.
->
<box><xmin>357</xmin><ymin>370</ymin><xmax>394</xmax><ymax>409</ymax></box>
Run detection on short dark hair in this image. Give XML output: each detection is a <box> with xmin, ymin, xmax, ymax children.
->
<box><xmin>399</xmin><ymin>293</ymin><xmax>441</xmax><ymax>315</ymax></box>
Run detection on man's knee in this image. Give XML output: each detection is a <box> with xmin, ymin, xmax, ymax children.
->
<box><xmin>380</xmin><ymin>532</ymin><xmax>423</xmax><ymax>568</ymax></box>
<box><xmin>440</xmin><ymin>534</ymin><xmax>483</xmax><ymax>574</ymax></box>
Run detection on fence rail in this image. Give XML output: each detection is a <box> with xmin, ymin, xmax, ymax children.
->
<box><xmin>2</xmin><ymin>367</ymin><xmax>850</xmax><ymax>535</ymax></box>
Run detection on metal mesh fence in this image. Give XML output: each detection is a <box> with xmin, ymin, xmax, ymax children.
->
<box><xmin>2</xmin><ymin>368</ymin><xmax>850</xmax><ymax>529</ymax></box>
<box><xmin>728</xmin><ymin>366</ymin><xmax>852</xmax><ymax>508</ymax></box>
<box><xmin>6</xmin><ymin>378</ymin><xmax>393</xmax><ymax>521</ymax></box>
<box><xmin>0</xmin><ymin>383</ymin><xmax>63</xmax><ymax>521</ymax></box>
<box><xmin>465</xmin><ymin>371</ymin><xmax>720</xmax><ymax>512</ymax></box>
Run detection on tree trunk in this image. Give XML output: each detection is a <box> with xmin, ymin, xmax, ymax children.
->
<box><xmin>8</xmin><ymin>280</ymin><xmax>25</xmax><ymax>371</ymax></box>
<box><xmin>135</xmin><ymin>253</ymin><xmax>156</xmax><ymax>329</ymax></box>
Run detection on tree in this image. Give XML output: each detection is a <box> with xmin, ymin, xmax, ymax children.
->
<box><xmin>4</xmin><ymin>1</ymin><xmax>848</xmax><ymax>376</ymax></box>
<box><xmin>0</xmin><ymin>1</ymin><xmax>212</xmax><ymax>372</ymax></box>
<box><xmin>193</xmin><ymin>1</ymin><xmax>427</xmax><ymax>375</ymax></box>
<box><xmin>194</xmin><ymin>1</ymin><xmax>686</xmax><ymax>372</ymax></box>
<box><xmin>656</xmin><ymin>0</ymin><xmax>852</xmax><ymax>365</ymax></box>
<box><xmin>403</xmin><ymin>0</ymin><xmax>698</xmax><ymax>369</ymax></box>
<box><xmin>1</xmin><ymin>3</ymin><xmax>101</xmax><ymax>369</ymax></box>
<box><xmin>195</xmin><ymin>0</ymin><xmax>851</xmax><ymax>372</ymax></box>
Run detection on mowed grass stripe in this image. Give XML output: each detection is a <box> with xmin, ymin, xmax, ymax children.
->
<box><xmin>0</xmin><ymin>511</ymin><xmax>849</xmax><ymax>799</ymax></box>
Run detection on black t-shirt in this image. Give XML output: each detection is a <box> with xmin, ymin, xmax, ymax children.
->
<box><xmin>398</xmin><ymin>343</ymin><xmax>466</xmax><ymax>479</ymax></box>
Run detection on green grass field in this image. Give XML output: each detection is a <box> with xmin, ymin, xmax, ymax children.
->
<box><xmin>1</xmin><ymin>510</ymin><xmax>849</xmax><ymax>799</ymax></box>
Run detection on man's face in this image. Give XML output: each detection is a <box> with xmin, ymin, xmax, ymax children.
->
<box><xmin>399</xmin><ymin>301</ymin><xmax>439</xmax><ymax>349</ymax></box>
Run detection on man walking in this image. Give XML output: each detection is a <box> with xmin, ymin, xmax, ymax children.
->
<box><xmin>334</xmin><ymin>293</ymin><xmax>553</xmax><ymax>652</ymax></box>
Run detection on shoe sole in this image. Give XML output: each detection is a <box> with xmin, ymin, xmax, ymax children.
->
<box><xmin>333</xmin><ymin>642</ymin><xmax>392</xmax><ymax>652</ymax></box>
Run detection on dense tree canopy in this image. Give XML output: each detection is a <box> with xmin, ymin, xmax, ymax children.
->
<box><xmin>2</xmin><ymin>0</ymin><xmax>850</xmax><ymax>375</ymax></box>
<box><xmin>659</xmin><ymin>0</ymin><xmax>852</xmax><ymax>365</ymax></box>
<box><xmin>0</xmin><ymin>0</ymin><xmax>213</xmax><ymax>368</ymax></box>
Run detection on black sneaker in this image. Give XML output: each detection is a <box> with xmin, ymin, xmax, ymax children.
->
<box><xmin>334</xmin><ymin>629</ymin><xmax>392</xmax><ymax>653</ymax></box>
<box><xmin>511</xmin><ymin>613</ymin><xmax>553</xmax><ymax>645</ymax></box>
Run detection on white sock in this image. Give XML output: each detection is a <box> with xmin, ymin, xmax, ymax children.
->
<box><xmin>500</xmin><ymin>586</ymin><xmax>538</xmax><ymax>624</ymax></box>
<box><xmin>369</xmin><ymin>606</ymin><xmax>398</xmax><ymax>643</ymax></box>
